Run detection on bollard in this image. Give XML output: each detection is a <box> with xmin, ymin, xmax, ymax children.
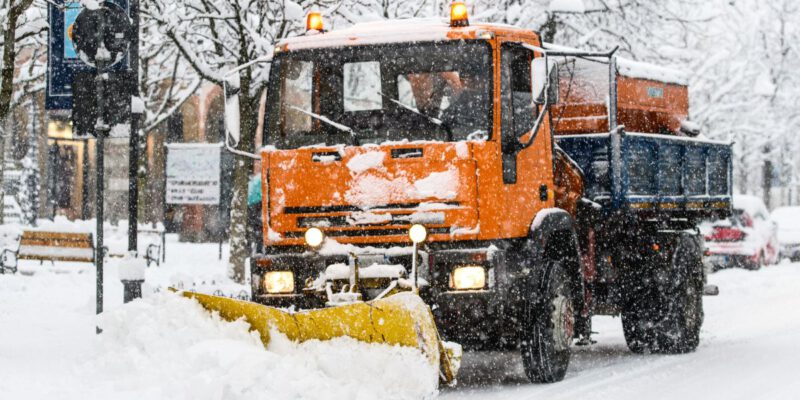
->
<box><xmin>122</xmin><ymin>279</ymin><xmax>144</xmax><ymax>303</ymax></box>
<box><xmin>119</xmin><ymin>251</ymin><xmax>147</xmax><ymax>303</ymax></box>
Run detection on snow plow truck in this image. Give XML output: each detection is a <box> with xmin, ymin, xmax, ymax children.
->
<box><xmin>192</xmin><ymin>3</ymin><xmax>732</xmax><ymax>385</ymax></box>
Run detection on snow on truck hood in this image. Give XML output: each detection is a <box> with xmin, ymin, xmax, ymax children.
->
<box><xmin>90</xmin><ymin>293</ymin><xmax>438</xmax><ymax>400</ymax></box>
<box><xmin>265</xmin><ymin>142</ymin><xmax>480</xmax><ymax>244</ymax></box>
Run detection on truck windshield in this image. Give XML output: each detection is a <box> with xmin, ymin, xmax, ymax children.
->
<box><xmin>266</xmin><ymin>41</ymin><xmax>492</xmax><ymax>148</ymax></box>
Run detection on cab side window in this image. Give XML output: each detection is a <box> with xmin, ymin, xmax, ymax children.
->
<box><xmin>501</xmin><ymin>43</ymin><xmax>535</xmax><ymax>183</ymax></box>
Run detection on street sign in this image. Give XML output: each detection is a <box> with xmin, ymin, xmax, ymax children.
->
<box><xmin>46</xmin><ymin>0</ymin><xmax>133</xmax><ymax>110</ymax></box>
<box><xmin>165</xmin><ymin>143</ymin><xmax>223</xmax><ymax>205</ymax></box>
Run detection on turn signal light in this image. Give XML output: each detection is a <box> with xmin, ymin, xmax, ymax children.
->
<box><xmin>307</xmin><ymin>12</ymin><xmax>324</xmax><ymax>32</ymax></box>
<box><xmin>450</xmin><ymin>2</ymin><xmax>469</xmax><ymax>27</ymax></box>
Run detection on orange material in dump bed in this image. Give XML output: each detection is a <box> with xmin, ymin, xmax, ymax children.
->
<box><xmin>552</xmin><ymin>59</ymin><xmax>689</xmax><ymax>136</ymax></box>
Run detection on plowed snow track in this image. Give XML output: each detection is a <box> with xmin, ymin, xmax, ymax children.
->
<box><xmin>443</xmin><ymin>262</ymin><xmax>800</xmax><ymax>400</ymax></box>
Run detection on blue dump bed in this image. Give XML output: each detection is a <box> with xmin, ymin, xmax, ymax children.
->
<box><xmin>557</xmin><ymin>130</ymin><xmax>732</xmax><ymax>221</ymax></box>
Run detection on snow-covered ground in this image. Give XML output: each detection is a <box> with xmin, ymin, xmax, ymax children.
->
<box><xmin>1</xmin><ymin>231</ymin><xmax>799</xmax><ymax>399</ymax></box>
<box><xmin>0</xmin><ymin>233</ymin><xmax>436</xmax><ymax>400</ymax></box>
<box><xmin>445</xmin><ymin>262</ymin><xmax>800</xmax><ymax>399</ymax></box>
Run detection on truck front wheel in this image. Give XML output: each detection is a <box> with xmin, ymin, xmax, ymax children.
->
<box><xmin>520</xmin><ymin>260</ymin><xmax>574</xmax><ymax>383</ymax></box>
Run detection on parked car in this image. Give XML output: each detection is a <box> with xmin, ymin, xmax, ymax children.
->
<box><xmin>770</xmin><ymin>206</ymin><xmax>800</xmax><ymax>262</ymax></box>
<box><xmin>702</xmin><ymin>195</ymin><xmax>779</xmax><ymax>270</ymax></box>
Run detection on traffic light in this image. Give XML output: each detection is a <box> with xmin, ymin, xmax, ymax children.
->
<box><xmin>72</xmin><ymin>3</ymin><xmax>133</xmax><ymax>68</ymax></box>
<box><xmin>72</xmin><ymin>70</ymin><xmax>136</xmax><ymax>138</ymax></box>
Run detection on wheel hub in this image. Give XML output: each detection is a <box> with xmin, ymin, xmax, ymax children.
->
<box><xmin>551</xmin><ymin>294</ymin><xmax>574</xmax><ymax>351</ymax></box>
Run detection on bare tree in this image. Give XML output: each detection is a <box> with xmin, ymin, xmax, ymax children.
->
<box><xmin>144</xmin><ymin>0</ymin><xmax>336</xmax><ymax>282</ymax></box>
<box><xmin>0</xmin><ymin>0</ymin><xmax>47</xmax><ymax>223</ymax></box>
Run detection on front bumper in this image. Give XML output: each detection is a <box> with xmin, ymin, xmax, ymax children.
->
<box><xmin>705</xmin><ymin>241</ymin><xmax>760</xmax><ymax>258</ymax></box>
<box><xmin>251</xmin><ymin>244</ymin><xmax>521</xmax><ymax>350</ymax></box>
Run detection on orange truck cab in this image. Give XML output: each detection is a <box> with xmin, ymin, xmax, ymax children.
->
<box><xmin>239</xmin><ymin>7</ymin><xmax>732</xmax><ymax>383</ymax></box>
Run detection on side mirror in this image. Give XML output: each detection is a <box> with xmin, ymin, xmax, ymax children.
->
<box><xmin>223</xmin><ymin>73</ymin><xmax>241</xmax><ymax>147</ymax></box>
<box><xmin>532</xmin><ymin>57</ymin><xmax>559</xmax><ymax>105</ymax></box>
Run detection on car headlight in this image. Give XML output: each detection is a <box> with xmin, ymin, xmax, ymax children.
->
<box><xmin>263</xmin><ymin>271</ymin><xmax>295</xmax><ymax>294</ymax></box>
<box><xmin>450</xmin><ymin>266</ymin><xmax>486</xmax><ymax>290</ymax></box>
<box><xmin>409</xmin><ymin>224</ymin><xmax>428</xmax><ymax>244</ymax></box>
<box><xmin>305</xmin><ymin>227</ymin><xmax>325</xmax><ymax>248</ymax></box>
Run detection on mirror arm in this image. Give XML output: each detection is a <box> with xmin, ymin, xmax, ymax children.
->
<box><xmin>225</xmin><ymin>135</ymin><xmax>260</xmax><ymax>160</ymax></box>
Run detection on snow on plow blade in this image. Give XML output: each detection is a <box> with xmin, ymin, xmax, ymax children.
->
<box><xmin>179</xmin><ymin>290</ymin><xmax>461</xmax><ymax>385</ymax></box>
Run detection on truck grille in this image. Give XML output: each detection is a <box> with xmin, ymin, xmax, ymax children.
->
<box><xmin>284</xmin><ymin>201</ymin><xmax>459</xmax><ymax>215</ymax></box>
<box><xmin>284</xmin><ymin>227</ymin><xmax>451</xmax><ymax>238</ymax></box>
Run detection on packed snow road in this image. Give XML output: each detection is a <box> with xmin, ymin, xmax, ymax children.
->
<box><xmin>0</xmin><ymin>239</ymin><xmax>798</xmax><ymax>399</ymax></box>
<box><xmin>445</xmin><ymin>262</ymin><xmax>800</xmax><ymax>400</ymax></box>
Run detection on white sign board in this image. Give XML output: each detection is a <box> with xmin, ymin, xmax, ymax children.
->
<box><xmin>165</xmin><ymin>143</ymin><xmax>222</xmax><ymax>205</ymax></box>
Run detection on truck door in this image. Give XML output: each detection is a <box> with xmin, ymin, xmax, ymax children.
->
<box><xmin>474</xmin><ymin>39</ymin><xmax>556</xmax><ymax>240</ymax></box>
<box><xmin>500</xmin><ymin>42</ymin><xmax>536</xmax><ymax>184</ymax></box>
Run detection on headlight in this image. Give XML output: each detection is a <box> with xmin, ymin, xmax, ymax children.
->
<box><xmin>263</xmin><ymin>271</ymin><xmax>295</xmax><ymax>294</ymax></box>
<box><xmin>409</xmin><ymin>224</ymin><xmax>428</xmax><ymax>244</ymax></box>
<box><xmin>305</xmin><ymin>227</ymin><xmax>325</xmax><ymax>248</ymax></box>
<box><xmin>450</xmin><ymin>266</ymin><xmax>486</xmax><ymax>290</ymax></box>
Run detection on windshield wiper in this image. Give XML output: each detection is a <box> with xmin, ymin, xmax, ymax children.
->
<box><xmin>289</xmin><ymin>106</ymin><xmax>359</xmax><ymax>145</ymax></box>
<box><xmin>378</xmin><ymin>92</ymin><xmax>453</xmax><ymax>141</ymax></box>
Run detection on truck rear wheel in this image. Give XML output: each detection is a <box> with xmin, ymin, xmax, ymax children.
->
<box><xmin>520</xmin><ymin>260</ymin><xmax>574</xmax><ymax>383</ymax></box>
<box><xmin>622</xmin><ymin>233</ymin><xmax>703</xmax><ymax>354</ymax></box>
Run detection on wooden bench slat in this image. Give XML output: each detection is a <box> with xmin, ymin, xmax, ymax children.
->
<box><xmin>18</xmin><ymin>255</ymin><xmax>95</xmax><ymax>263</ymax></box>
<box><xmin>19</xmin><ymin>239</ymin><xmax>94</xmax><ymax>248</ymax></box>
<box><xmin>21</xmin><ymin>231</ymin><xmax>93</xmax><ymax>241</ymax></box>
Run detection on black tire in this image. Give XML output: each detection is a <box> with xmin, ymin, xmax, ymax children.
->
<box><xmin>622</xmin><ymin>233</ymin><xmax>704</xmax><ymax>354</ymax></box>
<box><xmin>750</xmin><ymin>253</ymin><xmax>764</xmax><ymax>270</ymax></box>
<box><xmin>520</xmin><ymin>260</ymin><xmax>574</xmax><ymax>383</ymax></box>
<box><xmin>622</xmin><ymin>304</ymin><xmax>654</xmax><ymax>354</ymax></box>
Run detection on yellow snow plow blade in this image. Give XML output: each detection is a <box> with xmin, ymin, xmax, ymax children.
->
<box><xmin>179</xmin><ymin>290</ymin><xmax>460</xmax><ymax>385</ymax></box>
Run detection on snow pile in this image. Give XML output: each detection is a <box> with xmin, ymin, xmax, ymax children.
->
<box><xmin>732</xmin><ymin>194</ymin><xmax>768</xmax><ymax>216</ymax></box>
<box><xmin>346</xmin><ymin>151</ymin><xmax>385</xmax><ymax>173</ymax></box>
<box><xmin>346</xmin><ymin>163</ymin><xmax>460</xmax><ymax>209</ymax></box>
<box><xmin>414</xmin><ymin>170</ymin><xmax>458</xmax><ymax>199</ymax></box>
<box><xmin>92</xmin><ymin>293</ymin><xmax>438</xmax><ymax>400</ymax></box>
<box><xmin>117</xmin><ymin>252</ymin><xmax>147</xmax><ymax>281</ymax></box>
<box><xmin>617</xmin><ymin>57</ymin><xmax>689</xmax><ymax>86</ymax></box>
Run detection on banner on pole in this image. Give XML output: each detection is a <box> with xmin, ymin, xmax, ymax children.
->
<box><xmin>165</xmin><ymin>143</ymin><xmax>223</xmax><ymax>205</ymax></box>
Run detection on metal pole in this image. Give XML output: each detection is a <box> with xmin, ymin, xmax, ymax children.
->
<box><xmin>95</xmin><ymin>49</ymin><xmax>111</xmax><ymax>334</ymax></box>
<box><xmin>411</xmin><ymin>242</ymin><xmax>418</xmax><ymax>292</ymax></box>
<box><xmin>82</xmin><ymin>140</ymin><xmax>91</xmax><ymax>219</ymax></box>
<box><xmin>162</xmin><ymin>230</ymin><xmax>166</xmax><ymax>263</ymax></box>
<box><xmin>128</xmin><ymin>0</ymin><xmax>140</xmax><ymax>254</ymax></box>
<box><xmin>96</xmin><ymin>133</ymin><xmax>104</xmax><ymax>334</ymax></box>
<box><xmin>128</xmin><ymin>113</ymin><xmax>139</xmax><ymax>253</ymax></box>
<box><xmin>608</xmin><ymin>55</ymin><xmax>618</xmax><ymax>132</ymax></box>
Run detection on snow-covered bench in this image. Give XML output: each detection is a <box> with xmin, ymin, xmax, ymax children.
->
<box><xmin>0</xmin><ymin>231</ymin><xmax>95</xmax><ymax>273</ymax></box>
<box><xmin>104</xmin><ymin>226</ymin><xmax>164</xmax><ymax>267</ymax></box>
